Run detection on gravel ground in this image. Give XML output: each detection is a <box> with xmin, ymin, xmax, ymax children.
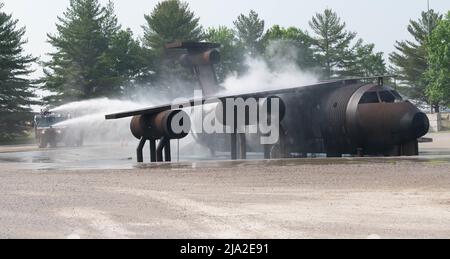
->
<box><xmin>0</xmin><ymin>132</ymin><xmax>449</xmax><ymax>239</ymax></box>
<box><xmin>0</xmin><ymin>160</ymin><xmax>449</xmax><ymax>239</ymax></box>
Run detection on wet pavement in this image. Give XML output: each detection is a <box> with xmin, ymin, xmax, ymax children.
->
<box><xmin>0</xmin><ymin>133</ymin><xmax>450</xmax><ymax>171</ymax></box>
<box><xmin>0</xmin><ymin>144</ymin><xmax>449</xmax><ymax>171</ymax></box>
<box><xmin>0</xmin><ymin>144</ymin><xmax>135</xmax><ymax>170</ymax></box>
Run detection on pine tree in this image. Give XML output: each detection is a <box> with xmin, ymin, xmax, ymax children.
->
<box><xmin>342</xmin><ymin>39</ymin><xmax>386</xmax><ymax>78</ymax></box>
<box><xmin>309</xmin><ymin>9</ymin><xmax>356</xmax><ymax>79</ymax></box>
<box><xmin>43</xmin><ymin>0</ymin><xmax>127</xmax><ymax>103</ymax></box>
<box><xmin>0</xmin><ymin>2</ymin><xmax>37</xmax><ymax>141</ymax></box>
<box><xmin>108</xmin><ymin>29</ymin><xmax>151</xmax><ymax>95</ymax></box>
<box><xmin>142</xmin><ymin>0</ymin><xmax>204</xmax><ymax>95</ymax></box>
<box><xmin>425</xmin><ymin>11</ymin><xmax>450</xmax><ymax>108</ymax></box>
<box><xmin>263</xmin><ymin>25</ymin><xmax>317</xmax><ymax>70</ymax></box>
<box><xmin>233</xmin><ymin>10</ymin><xmax>265</xmax><ymax>57</ymax></box>
<box><xmin>389</xmin><ymin>10</ymin><xmax>442</xmax><ymax>108</ymax></box>
<box><xmin>143</xmin><ymin>0</ymin><xmax>203</xmax><ymax>51</ymax></box>
<box><xmin>205</xmin><ymin>26</ymin><xmax>243</xmax><ymax>82</ymax></box>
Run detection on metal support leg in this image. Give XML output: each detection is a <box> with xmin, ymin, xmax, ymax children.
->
<box><xmin>279</xmin><ymin>125</ymin><xmax>287</xmax><ymax>158</ymax></box>
<box><xmin>264</xmin><ymin>145</ymin><xmax>271</xmax><ymax>159</ymax></box>
<box><xmin>137</xmin><ymin>137</ymin><xmax>146</xmax><ymax>163</ymax></box>
<box><xmin>156</xmin><ymin>137</ymin><xmax>166</xmax><ymax>162</ymax></box>
<box><xmin>230</xmin><ymin>133</ymin><xmax>237</xmax><ymax>160</ymax></box>
<box><xmin>239</xmin><ymin>133</ymin><xmax>247</xmax><ymax>160</ymax></box>
<box><xmin>400</xmin><ymin>140</ymin><xmax>419</xmax><ymax>156</ymax></box>
<box><xmin>356</xmin><ymin>148</ymin><xmax>364</xmax><ymax>157</ymax></box>
<box><xmin>165</xmin><ymin>139</ymin><xmax>171</xmax><ymax>162</ymax></box>
<box><xmin>150</xmin><ymin>139</ymin><xmax>157</xmax><ymax>162</ymax></box>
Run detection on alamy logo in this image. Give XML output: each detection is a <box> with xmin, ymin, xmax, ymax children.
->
<box><xmin>170</xmin><ymin>90</ymin><xmax>281</xmax><ymax>145</ymax></box>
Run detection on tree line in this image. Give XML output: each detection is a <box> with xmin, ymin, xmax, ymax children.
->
<box><xmin>0</xmin><ymin>0</ymin><xmax>449</xmax><ymax>140</ymax></box>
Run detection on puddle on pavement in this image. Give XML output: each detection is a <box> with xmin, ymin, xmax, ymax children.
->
<box><xmin>134</xmin><ymin>155</ymin><xmax>450</xmax><ymax>171</ymax></box>
<box><xmin>0</xmin><ymin>144</ymin><xmax>449</xmax><ymax>171</ymax></box>
<box><xmin>0</xmin><ymin>157</ymin><xmax>26</xmax><ymax>163</ymax></box>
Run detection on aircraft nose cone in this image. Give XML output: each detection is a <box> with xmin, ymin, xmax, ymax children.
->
<box><xmin>411</xmin><ymin>112</ymin><xmax>429</xmax><ymax>138</ymax></box>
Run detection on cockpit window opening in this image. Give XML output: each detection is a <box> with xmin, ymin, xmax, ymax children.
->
<box><xmin>379</xmin><ymin>91</ymin><xmax>396</xmax><ymax>103</ymax></box>
<box><xmin>359</xmin><ymin>92</ymin><xmax>380</xmax><ymax>104</ymax></box>
<box><xmin>391</xmin><ymin>90</ymin><xmax>403</xmax><ymax>100</ymax></box>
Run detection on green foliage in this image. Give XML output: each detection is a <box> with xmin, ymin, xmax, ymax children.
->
<box><xmin>108</xmin><ymin>29</ymin><xmax>152</xmax><ymax>91</ymax></box>
<box><xmin>233</xmin><ymin>10</ymin><xmax>265</xmax><ymax>57</ymax></box>
<box><xmin>263</xmin><ymin>25</ymin><xmax>317</xmax><ymax>70</ymax></box>
<box><xmin>308</xmin><ymin>8</ymin><xmax>356</xmax><ymax>79</ymax></box>
<box><xmin>205</xmin><ymin>26</ymin><xmax>243</xmax><ymax>82</ymax></box>
<box><xmin>389</xmin><ymin>10</ymin><xmax>442</xmax><ymax>104</ymax></box>
<box><xmin>342</xmin><ymin>39</ymin><xmax>386</xmax><ymax>78</ymax></box>
<box><xmin>42</xmin><ymin>0</ymin><xmax>144</xmax><ymax>103</ymax></box>
<box><xmin>2</xmin><ymin>0</ymin><xmax>431</xmax><ymax>118</ymax></box>
<box><xmin>143</xmin><ymin>0</ymin><xmax>203</xmax><ymax>51</ymax></box>
<box><xmin>425</xmin><ymin>11</ymin><xmax>450</xmax><ymax>107</ymax></box>
<box><xmin>141</xmin><ymin>0</ymin><xmax>204</xmax><ymax>95</ymax></box>
<box><xmin>206</xmin><ymin>9</ymin><xmax>388</xmax><ymax>83</ymax></box>
<box><xmin>0</xmin><ymin>2</ymin><xmax>37</xmax><ymax>140</ymax></box>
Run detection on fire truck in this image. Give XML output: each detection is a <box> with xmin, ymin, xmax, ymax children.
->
<box><xmin>33</xmin><ymin>110</ymin><xmax>83</xmax><ymax>148</ymax></box>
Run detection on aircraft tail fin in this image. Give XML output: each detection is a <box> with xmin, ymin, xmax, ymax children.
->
<box><xmin>166</xmin><ymin>42</ymin><xmax>223</xmax><ymax>97</ymax></box>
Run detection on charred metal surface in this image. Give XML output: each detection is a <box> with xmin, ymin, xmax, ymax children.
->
<box><xmin>320</xmin><ymin>84</ymin><xmax>429</xmax><ymax>156</ymax></box>
<box><xmin>137</xmin><ymin>137</ymin><xmax>146</xmax><ymax>163</ymax></box>
<box><xmin>150</xmin><ymin>139</ymin><xmax>157</xmax><ymax>162</ymax></box>
<box><xmin>156</xmin><ymin>137</ymin><xmax>171</xmax><ymax>162</ymax></box>
<box><xmin>165</xmin><ymin>41</ymin><xmax>221</xmax><ymax>51</ymax></box>
<box><xmin>131</xmin><ymin>110</ymin><xmax>190</xmax><ymax>163</ymax></box>
<box><xmin>130</xmin><ymin>110</ymin><xmax>190</xmax><ymax>140</ymax></box>
<box><xmin>105</xmin><ymin>41</ymin><xmax>430</xmax><ymax>162</ymax></box>
<box><xmin>167</xmin><ymin>41</ymin><xmax>222</xmax><ymax>97</ymax></box>
<box><xmin>214</xmin><ymin>96</ymin><xmax>286</xmax><ymax>127</ymax></box>
<box><xmin>230</xmin><ymin>133</ymin><xmax>238</xmax><ymax>160</ymax></box>
<box><xmin>180</xmin><ymin>50</ymin><xmax>221</xmax><ymax>66</ymax></box>
<box><xmin>105</xmin><ymin>80</ymin><xmax>348</xmax><ymax>120</ymax></box>
<box><xmin>239</xmin><ymin>133</ymin><xmax>247</xmax><ymax>160</ymax></box>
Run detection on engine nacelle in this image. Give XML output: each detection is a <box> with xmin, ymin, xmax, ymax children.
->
<box><xmin>180</xmin><ymin>49</ymin><xmax>221</xmax><ymax>67</ymax></box>
<box><xmin>130</xmin><ymin>110</ymin><xmax>191</xmax><ymax>140</ymax></box>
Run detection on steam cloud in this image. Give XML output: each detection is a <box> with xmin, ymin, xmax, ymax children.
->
<box><xmin>48</xmin><ymin>40</ymin><xmax>318</xmax><ymax>152</ymax></box>
<box><xmin>223</xmin><ymin>40</ymin><xmax>318</xmax><ymax>94</ymax></box>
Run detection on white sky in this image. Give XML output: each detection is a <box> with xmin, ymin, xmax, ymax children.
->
<box><xmin>2</xmin><ymin>0</ymin><xmax>450</xmax><ymax>79</ymax></box>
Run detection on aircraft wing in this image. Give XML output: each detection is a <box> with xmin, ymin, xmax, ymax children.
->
<box><xmin>105</xmin><ymin>76</ymin><xmax>389</xmax><ymax>120</ymax></box>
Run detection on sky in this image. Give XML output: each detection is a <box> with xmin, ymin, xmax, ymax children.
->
<box><xmin>1</xmin><ymin>0</ymin><xmax>449</xmax><ymax>79</ymax></box>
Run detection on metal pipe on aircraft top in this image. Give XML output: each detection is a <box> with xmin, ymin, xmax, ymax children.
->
<box><xmin>179</xmin><ymin>49</ymin><xmax>221</xmax><ymax>67</ymax></box>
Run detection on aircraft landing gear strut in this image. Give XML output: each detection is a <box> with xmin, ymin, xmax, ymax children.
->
<box><xmin>137</xmin><ymin>137</ymin><xmax>171</xmax><ymax>163</ymax></box>
<box><xmin>230</xmin><ymin>132</ymin><xmax>248</xmax><ymax>160</ymax></box>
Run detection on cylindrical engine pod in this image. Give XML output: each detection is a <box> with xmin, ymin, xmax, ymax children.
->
<box><xmin>130</xmin><ymin>110</ymin><xmax>191</xmax><ymax>140</ymax></box>
<box><xmin>180</xmin><ymin>49</ymin><xmax>221</xmax><ymax>67</ymax></box>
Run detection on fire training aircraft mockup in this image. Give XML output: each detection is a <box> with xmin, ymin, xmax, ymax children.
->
<box><xmin>105</xmin><ymin>42</ymin><xmax>430</xmax><ymax>163</ymax></box>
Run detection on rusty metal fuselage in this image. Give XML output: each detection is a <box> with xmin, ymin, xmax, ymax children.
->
<box><xmin>106</xmin><ymin>42</ymin><xmax>430</xmax><ymax>162</ymax></box>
